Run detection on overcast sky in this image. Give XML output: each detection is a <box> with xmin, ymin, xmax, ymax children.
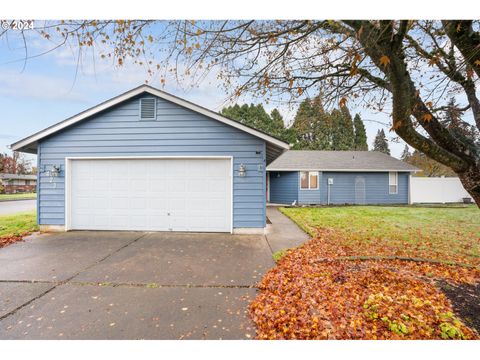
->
<box><xmin>0</xmin><ymin>22</ymin><xmax>408</xmax><ymax>164</ymax></box>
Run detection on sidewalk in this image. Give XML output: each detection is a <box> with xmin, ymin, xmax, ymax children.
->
<box><xmin>265</xmin><ymin>205</ymin><xmax>310</xmax><ymax>253</ymax></box>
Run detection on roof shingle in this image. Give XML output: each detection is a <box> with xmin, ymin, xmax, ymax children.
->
<box><xmin>267</xmin><ymin>150</ymin><xmax>419</xmax><ymax>172</ymax></box>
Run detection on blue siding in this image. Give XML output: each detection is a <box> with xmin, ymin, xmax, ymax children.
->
<box><xmin>298</xmin><ymin>172</ymin><xmax>322</xmax><ymax>204</ymax></box>
<box><xmin>38</xmin><ymin>95</ymin><xmax>267</xmax><ymax>228</ymax></box>
<box><xmin>320</xmin><ymin>172</ymin><xmax>409</xmax><ymax>204</ymax></box>
<box><xmin>269</xmin><ymin>171</ymin><xmax>298</xmax><ymax>204</ymax></box>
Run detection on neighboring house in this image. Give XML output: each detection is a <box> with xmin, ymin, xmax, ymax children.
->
<box><xmin>11</xmin><ymin>85</ymin><xmax>289</xmax><ymax>233</ymax></box>
<box><xmin>0</xmin><ymin>173</ymin><xmax>37</xmax><ymax>194</ymax></box>
<box><xmin>267</xmin><ymin>151</ymin><xmax>418</xmax><ymax>205</ymax></box>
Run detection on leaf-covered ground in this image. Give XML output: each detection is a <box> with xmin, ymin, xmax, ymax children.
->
<box><xmin>249</xmin><ymin>206</ymin><xmax>480</xmax><ymax>340</ymax></box>
<box><xmin>0</xmin><ymin>210</ymin><xmax>38</xmax><ymax>248</ymax></box>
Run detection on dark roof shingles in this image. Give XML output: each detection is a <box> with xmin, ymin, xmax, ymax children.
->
<box><xmin>267</xmin><ymin>150</ymin><xmax>418</xmax><ymax>172</ymax></box>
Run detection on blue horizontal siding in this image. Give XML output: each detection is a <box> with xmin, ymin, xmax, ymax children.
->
<box><xmin>38</xmin><ymin>94</ymin><xmax>267</xmax><ymax>229</ymax></box>
<box><xmin>321</xmin><ymin>172</ymin><xmax>409</xmax><ymax>204</ymax></box>
<box><xmin>268</xmin><ymin>171</ymin><xmax>409</xmax><ymax>205</ymax></box>
<box><xmin>269</xmin><ymin>171</ymin><xmax>298</xmax><ymax>204</ymax></box>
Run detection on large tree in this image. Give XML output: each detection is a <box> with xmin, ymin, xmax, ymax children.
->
<box><xmin>3</xmin><ymin>20</ymin><xmax>480</xmax><ymax>205</ymax></box>
<box><xmin>353</xmin><ymin>114</ymin><xmax>368</xmax><ymax>150</ymax></box>
<box><xmin>373</xmin><ymin>129</ymin><xmax>390</xmax><ymax>155</ymax></box>
<box><xmin>401</xmin><ymin>144</ymin><xmax>411</xmax><ymax>161</ymax></box>
<box><xmin>220</xmin><ymin>103</ymin><xmax>294</xmax><ymax>142</ymax></box>
<box><xmin>0</xmin><ymin>152</ymin><xmax>32</xmax><ymax>174</ymax></box>
<box><xmin>331</xmin><ymin>107</ymin><xmax>355</xmax><ymax>150</ymax></box>
<box><xmin>291</xmin><ymin>96</ymin><xmax>332</xmax><ymax>150</ymax></box>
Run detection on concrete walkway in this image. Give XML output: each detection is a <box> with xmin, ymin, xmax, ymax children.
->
<box><xmin>265</xmin><ymin>206</ymin><xmax>311</xmax><ymax>253</ymax></box>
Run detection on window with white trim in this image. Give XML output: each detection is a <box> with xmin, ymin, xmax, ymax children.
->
<box><xmin>300</xmin><ymin>171</ymin><xmax>319</xmax><ymax>190</ymax></box>
<box><xmin>389</xmin><ymin>172</ymin><xmax>398</xmax><ymax>194</ymax></box>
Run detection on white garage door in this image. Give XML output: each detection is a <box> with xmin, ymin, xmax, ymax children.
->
<box><xmin>68</xmin><ymin>158</ymin><xmax>232</xmax><ymax>232</ymax></box>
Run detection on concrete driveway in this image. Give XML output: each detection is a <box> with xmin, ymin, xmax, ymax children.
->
<box><xmin>0</xmin><ymin>199</ymin><xmax>36</xmax><ymax>215</ymax></box>
<box><xmin>0</xmin><ymin>207</ymin><xmax>309</xmax><ymax>339</ymax></box>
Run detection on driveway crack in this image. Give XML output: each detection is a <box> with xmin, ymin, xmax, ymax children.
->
<box><xmin>0</xmin><ymin>232</ymin><xmax>148</xmax><ymax>322</ymax></box>
<box><xmin>263</xmin><ymin>234</ymin><xmax>274</xmax><ymax>255</ymax></box>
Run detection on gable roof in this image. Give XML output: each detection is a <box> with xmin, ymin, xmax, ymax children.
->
<box><xmin>10</xmin><ymin>85</ymin><xmax>290</xmax><ymax>157</ymax></box>
<box><xmin>267</xmin><ymin>150</ymin><xmax>419</xmax><ymax>172</ymax></box>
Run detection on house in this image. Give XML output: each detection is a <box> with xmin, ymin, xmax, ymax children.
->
<box><xmin>267</xmin><ymin>151</ymin><xmax>418</xmax><ymax>205</ymax></box>
<box><xmin>0</xmin><ymin>173</ymin><xmax>37</xmax><ymax>194</ymax></box>
<box><xmin>10</xmin><ymin>85</ymin><xmax>418</xmax><ymax>234</ymax></box>
<box><xmin>11</xmin><ymin>85</ymin><xmax>289</xmax><ymax>233</ymax></box>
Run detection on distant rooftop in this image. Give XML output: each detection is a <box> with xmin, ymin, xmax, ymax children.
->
<box><xmin>267</xmin><ymin>151</ymin><xmax>419</xmax><ymax>172</ymax></box>
<box><xmin>0</xmin><ymin>173</ymin><xmax>37</xmax><ymax>180</ymax></box>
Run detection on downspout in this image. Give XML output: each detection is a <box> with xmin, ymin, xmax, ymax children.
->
<box><xmin>36</xmin><ymin>143</ymin><xmax>40</xmax><ymax>225</ymax></box>
<box><xmin>408</xmin><ymin>172</ymin><xmax>412</xmax><ymax>205</ymax></box>
<box><xmin>327</xmin><ymin>181</ymin><xmax>331</xmax><ymax>205</ymax></box>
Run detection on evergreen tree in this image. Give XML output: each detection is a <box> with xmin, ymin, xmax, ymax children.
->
<box><xmin>270</xmin><ymin>108</ymin><xmax>285</xmax><ymax>129</ymax></box>
<box><xmin>442</xmin><ymin>97</ymin><xmax>479</xmax><ymax>148</ymax></box>
<box><xmin>353</xmin><ymin>114</ymin><xmax>368</xmax><ymax>150</ymax></box>
<box><xmin>221</xmin><ymin>103</ymin><xmax>290</xmax><ymax>141</ymax></box>
<box><xmin>401</xmin><ymin>144</ymin><xmax>411</xmax><ymax>161</ymax></box>
<box><xmin>373</xmin><ymin>129</ymin><xmax>390</xmax><ymax>155</ymax></box>
<box><xmin>331</xmin><ymin>107</ymin><xmax>355</xmax><ymax>150</ymax></box>
<box><xmin>291</xmin><ymin>96</ymin><xmax>331</xmax><ymax>150</ymax></box>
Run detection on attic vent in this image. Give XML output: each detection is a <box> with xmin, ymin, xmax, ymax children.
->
<box><xmin>140</xmin><ymin>98</ymin><xmax>156</xmax><ymax>119</ymax></box>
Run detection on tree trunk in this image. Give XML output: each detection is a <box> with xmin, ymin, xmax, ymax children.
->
<box><xmin>457</xmin><ymin>165</ymin><xmax>480</xmax><ymax>205</ymax></box>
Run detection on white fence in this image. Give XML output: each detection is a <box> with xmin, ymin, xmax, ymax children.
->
<box><xmin>410</xmin><ymin>177</ymin><xmax>471</xmax><ymax>203</ymax></box>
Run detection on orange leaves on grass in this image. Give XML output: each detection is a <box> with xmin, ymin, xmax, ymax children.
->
<box><xmin>249</xmin><ymin>229</ymin><xmax>480</xmax><ymax>340</ymax></box>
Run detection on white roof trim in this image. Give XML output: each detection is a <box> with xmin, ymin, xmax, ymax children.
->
<box><xmin>267</xmin><ymin>168</ymin><xmax>419</xmax><ymax>172</ymax></box>
<box><xmin>11</xmin><ymin>85</ymin><xmax>290</xmax><ymax>152</ymax></box>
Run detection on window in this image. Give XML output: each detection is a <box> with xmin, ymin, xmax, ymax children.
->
<box><xmin>300</xmin><ymin>171</ymin><xmax>319</xmax><ymax>190</ymax></box>
<box><xmin>389</xmin><ymin>172</ymin><xmax>398</xmax><ymax>194</ymax></box>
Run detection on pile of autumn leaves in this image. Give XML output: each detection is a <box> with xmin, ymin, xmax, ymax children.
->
<box><xmin>249</xmin><ymin>228</ymin><xmax>480</xmax><ymax>340</ymax></box>
<box><xmin>0</xmin><ymin>233</ymin><xmax>25</xmax><ymax>248</ymax></box>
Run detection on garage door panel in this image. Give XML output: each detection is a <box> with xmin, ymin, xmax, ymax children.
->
<box><xmin>131</xmin><ymin>179</ymin><xmax>148</xmax><ymax>190</ymax></box>
<box><xmin>70</xmin><ymin>158</ymin><xmax>231</xmax><ymax>232</ymax></box>
<box><xmin>111</xmin><ymin>197</ymin><xmax>129</xmax><ymax>209</ymax></box>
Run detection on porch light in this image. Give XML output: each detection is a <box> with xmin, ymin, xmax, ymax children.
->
<box><xmin>41</xmin><ymin>164</ymin><xmax>62</xmax><ymax>187</ymax></box>
<box><xmin>238</xmin><ymin>164</ymin><xmax>246</xmax><ymax>177</ymax></box>
<box><xmin>50</xmin><ymin>165</ymin><xmax>61</xmax><ymax>178</ymax></box>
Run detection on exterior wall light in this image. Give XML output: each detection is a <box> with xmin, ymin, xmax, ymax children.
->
<box><xmin>50</xmin><ymin>165</ymin><xmax>61</xmax><ymax>179</ymax></box>
<box><xmin>41</xmin><ymin>164</ymin><xmax>62</xmax><ymax>188</ymax></box>
<box><xmin>238</xmin><ymin>164</ymin><xmax>246</xmax><ymax>177</ymax></box>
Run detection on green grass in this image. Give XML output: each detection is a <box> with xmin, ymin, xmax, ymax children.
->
<box><xmin>272</xmin><ymin>249</ymin><xmax>289</xmax><ymax>263</ymax></box>
<box><xmin>0</xmin><ymin>192</ymin><xmax>37</xmax><ymax>201</ymax></box>
<box><xmin>0</xmin><ymin>210</ymin><xmax>38</xmax><ymax>237</ymax></box>
<box><xmin>280</xmin><ymin>205</ymin><xmax>480</xmax><ymax>265</ymax></box>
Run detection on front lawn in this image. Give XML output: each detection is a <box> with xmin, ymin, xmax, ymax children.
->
<box><xmin>280</xmin><ymin>205</ymin><xmax>480</xmax><ymax>266</ymax></box>
<box><xmin>250</xmin><ymin>205</ymin><xmax>480</xmax><ymax>339</ymax></box>
<box><xmin>0</xmin><ymin>210</ymin><xmax>38</xmax><ymax>247</ymax></box>
<box><xmin>0</xmin><ymin>192</ymin><xmax>37</xmax><ymax>201</ymax></box>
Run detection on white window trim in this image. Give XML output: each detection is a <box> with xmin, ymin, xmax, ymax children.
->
<box><xmin>389</xmin><ymin>171</ymin><xmax>398</xmax><ymax>194</ymax></box>
<box><xmin>299</xmin><ymin>171</ymin><xmax>319</xmax><ymax>191</ymax></box>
